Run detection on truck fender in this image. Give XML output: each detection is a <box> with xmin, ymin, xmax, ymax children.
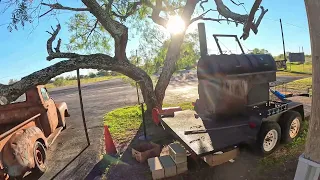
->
<box><xmin>55</xmin><ymin>102</ymin><xmax>70</xmax><ymax>128</ymax></box>
<box><xmin>2</xmin><ymin>127</ymin><xmax>47</xmax><ymax>177</ymax></box>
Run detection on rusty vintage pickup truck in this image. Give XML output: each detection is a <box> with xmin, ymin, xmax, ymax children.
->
<box><xmin>0</xmin><ymin>85</ymin><xmax>69</xmax><ymax>179</ymax></box>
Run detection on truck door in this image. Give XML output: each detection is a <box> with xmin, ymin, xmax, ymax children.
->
<box><xmin>40</xmin><ymin>87</ymin><xmax>59</xmax><ymax>136</ymax></box>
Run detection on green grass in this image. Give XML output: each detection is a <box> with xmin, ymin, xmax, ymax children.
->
<box><xmin>103</xmin><ymin>105</ymin><xmax>143</xmax><ymax>143</ymax></box>
<box><xmin>285</xmin><ymin>77</ymin><xmax>312</xmax><ymax>91</ymax></box>
<box><xmin>259</xmin><ymin>120</ymin><xmax>309</xmax><ymax>168</ymax></box>
<box><xmin>103</xmin><ymin>102</ymin><xmax>193</xmax><ymax>144</ymax></box>
<box><xmin>285</xmin><ymin>63</ymin><xmax>312</xmax><ymax>74</ymax></box>
<box><xmin>46</xmin><ymin>76</ymin><xmax>124</xmax><ymax>89</ymax></box>
<box><xmin>276</xmin><ymin>71</ymin><xmax>309</xmax><ymax>77</ymax></box>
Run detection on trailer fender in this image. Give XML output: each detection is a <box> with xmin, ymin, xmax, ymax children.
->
<box><xmin>2</xmin><ymin>126</ymin><xmax>47</xmax><ymax>177</ymax></box>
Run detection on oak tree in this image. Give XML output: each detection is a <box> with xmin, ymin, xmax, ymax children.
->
<box><xmin>0</xmin><ymin>0</ymin><xmax>267</xmax><ymax>112</ymax></box>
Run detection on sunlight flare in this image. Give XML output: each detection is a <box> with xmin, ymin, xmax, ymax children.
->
<box><xmin>166</xmin><ymin>15</ymin><xmax>185</xmax><ymax>34</ymax></box>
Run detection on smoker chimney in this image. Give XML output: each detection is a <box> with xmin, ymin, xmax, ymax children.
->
<box><xmin>198</xmin><ymin>23</ymin><xmax>208</xmax><ymax>57</ymax></box>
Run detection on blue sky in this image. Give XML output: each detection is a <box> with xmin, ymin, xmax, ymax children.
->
<box><xmin>0</xmin><ymin>0</ymin><xmax>310</xmax><ymax>84</ymax></box>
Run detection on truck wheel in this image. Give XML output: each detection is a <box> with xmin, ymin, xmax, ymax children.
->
<box><xmin>258</xmin><ymin>122</ymin><xmax>281</xmax><ymax>155</ymax></box>
<box><xmin>279</xmin><ymin>111</ymin><xmax>302</xmax><ymax>143</ymax></box>
<box><xmin>33</xmin><ymin>141</ymin><xmax>47</xmax><ymax>174</ymax></box>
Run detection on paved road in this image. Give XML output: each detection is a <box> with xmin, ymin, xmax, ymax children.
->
<box><xmin>24</xmin><ymin>74</ymin><xmax>309</xmax><ymax>180</ymax></box>
<box><xmin>25</xmin><ymin>79</ymin><xmax>138</xmax><ymax>180</ymax></box>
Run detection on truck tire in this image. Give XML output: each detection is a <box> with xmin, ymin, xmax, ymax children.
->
<box><xmin>279</xmin><ymin>110</ymin><xmax>302</xmax><ymax>143</ymax></box>
<box><xmin>33</xmin><ymin>141</ymin><xmax>47</xmax><ymax>174</ymax></box>
<box><xmin>258</xmin><ymin>122</ymin><xmax>281</xmax><ymax>155</ymax></box>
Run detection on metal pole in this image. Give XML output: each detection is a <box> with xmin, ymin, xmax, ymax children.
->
<box><xmin>141</xmin><ymin>103</ymin><xmax>147</xmax><ymax>139</ymax></box>
<box><xmin>77</xmin><ymin>69</ymin><xmax>90</xmax><ymax>145</ymax></box>
<box><xmin>280</xmin><ymin>19</ymin><xmax>286</xmax><ymax>61</ymax></box>
<box><xmin>135</xmin><ymin>50</ymin><xmax>140</xmax><ymax>104</ymax></box>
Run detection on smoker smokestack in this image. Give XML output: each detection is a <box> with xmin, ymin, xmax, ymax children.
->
<box><xmin>198</xmin><ymin>23</ymin><xmax>208</xmax><ymax>57</ymax></box>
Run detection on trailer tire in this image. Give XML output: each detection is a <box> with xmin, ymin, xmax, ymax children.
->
<box><xmin>279</xmin><ymin>111</ymin><xmax>302</xmax><ymax>143</ymax></box>
<box><xmin>258</xmin><ymin>122</ymin><xmax>281</xmax><ymax>155</ymax></box>
<box><xmin>33</xmin><ymin>141</ymin><xmax>47</xmax><ymax>174</ymax></box>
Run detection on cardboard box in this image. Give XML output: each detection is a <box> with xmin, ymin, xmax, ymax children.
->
<box><xmin>148</xmin><ymin>157</ymin><xmax>165</xmax><ymax>179</ymax></box>
<box><xmin>132</xmin><ymin>141</ymin><xmax>161</xmax><ymax>163</ymax></box>
<box><xmin>202</xmin><ymin>148</ymin><xmax>239</xmax><ymax>167</ymax></box>
<box><xmin>159</xmin><ymin>155</ymin><xmax>177</xmax><ymax>177</ymax></box>
<box><xmin>168</xmin><ymin>143</ymin><xmax>187</xmax><ymax>164</ymax></box>
<box><xmin>176</xmin><ymin>161</ymin><xmax>188</xmax><ymax>174</ymax></box>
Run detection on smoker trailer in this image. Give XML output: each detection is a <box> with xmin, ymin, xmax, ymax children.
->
<box><xmin>159</xmin><ymin>23</ymin><xmax>306</xmax><ymax>157</ymax></box>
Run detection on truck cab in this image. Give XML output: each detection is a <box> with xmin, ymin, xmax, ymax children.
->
<box><xmin>0</xmin><ymin>85</ymin><xmax>69</xmax><ymax>178</ymax></box>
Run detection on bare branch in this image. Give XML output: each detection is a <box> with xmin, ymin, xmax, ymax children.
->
<box><xmin>46</xmin><ymin>24</ymin><xmax>80</xmax><ymax>61</ymax></box>
<box><xmin>189</xmin><ymin>9</ymin><xmax>217</xmax><ymax>25</ymax></box>
<box><xmin>41</xmin><ymin>3</ymin><xmax>89</xmax><ymax>13</ymax></box>
<box><xmin>230</xmin><ymin>0</ymin><xmax>244</xmax><ymax>6</ymax></box>
<box><xmin>39</xmin><ymin>8</ymin><xmax>53</xmax><ymax>18</ymax></box>
<box><xmin>54</xmin><ymin>38</ymin><xmax>61</xmax><ymax>53</ymax></box>
<box><xmin>85</xmin><ymin>20</ymin><xmax>99</xmax><ymax>43</ymax></box>
<box><xmin>144</xmin><ymin>0</ymin><xmax>168</xmax><ymax>28</ymax></box>
<box><xmin>214</xmin><ymin>0</ymin><xmax>248</xmax><ymax>23</ymax></box>
<box><xmin>200</xmin><ymin>0</ymin><xmax>209</xmax><ymax>11</ymax></box>
<box><xmin>240</xmin><ymin>0</ymin><xmax>268</xmax><ymax>40</ymax></box>
<box><xmin>111</xmin><ymin>1</ymin><xmax>142</xmax><ymax>21</ymax></box>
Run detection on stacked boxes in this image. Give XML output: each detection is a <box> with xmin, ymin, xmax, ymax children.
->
<box><xmin>168</xmin><ymin>143</ymin><xmax>188</xmax><ymax>174</ymax></box>
<box><xmin>148</xmin><ymin>157</ymin><xmax>164</xmax><ymax>179</ymax></box>
<box><xmin>159</xmin><ymin>155</ymin><xmax>177</xmax><ymax>177</ymax></box>
<box><xmin>148</xmin><ymin>143</ymin><xmax>188</xmax><ymax>179</ymax></box>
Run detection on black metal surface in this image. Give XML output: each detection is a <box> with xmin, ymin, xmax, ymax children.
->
<box><xmin>161</xmin><ymin>110</ymin><xmax>261</xmax><ymax>156</ymax></box>
<box><xmin>198</xmin><ymin>23</ymin><xmax>208</xmax><ymax>57</ymax></box>
<box><xmin>197</xmin><ymin>54</ymin><xmax>277</xmax><ymax>79</ymax></box>
<box><xmin>77</xmin><ymin>69</ymin><xmax>90</xmax><ymax>146</ymax></box>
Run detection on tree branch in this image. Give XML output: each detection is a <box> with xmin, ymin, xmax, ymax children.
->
<box><xmin>0</xmin><ymin>54</ymin><xmax>155</xmax><ymax>105</ymax></box>
<box><xmin>46</xmin><ymin>24</ymin><xmax>80</xmax><ymax>61</ymax></box>
<box><xmin>111</xmin><ymin>1</ymin><xmax>142</xmax><ymax>21</ymax></box>
<box><xmin>41</xmin><ymin>2</ymin><xmax>89</xmax><ymax>12</ymax></box>
<box><xmin>189</xmin><ymin>9</ymin><xmax>217</xmax><ymax>25</ymax></box>
<box><xmin>240</xmin><ymin>1</ymin><xmax>268</xmax><ymax>40</ymax></box>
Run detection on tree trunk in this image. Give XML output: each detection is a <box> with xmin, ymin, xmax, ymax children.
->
<box><xmin>154</xmin><ymin>0</ymin><xmax>197</xmax><ymax>106</ymax></box>
<box><xmin>304</xmin><ymin>0</ymin><xmax>320</xmax><ymax>163</ymax></box>
<box><xmin>0</xmin><ymin>54</ymin><xmax>157</xmax><ymax>113</ymax></box>
<box><xmin>155</xmin><ymin>33</ymin><xmax>186</xmax><ymax>106</ymax></box>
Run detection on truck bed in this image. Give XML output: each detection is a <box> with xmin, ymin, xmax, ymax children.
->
<box><xmin>161</xmin><ymin>110</ymin><xmax>260</xmax><ymax>156</ymax></box>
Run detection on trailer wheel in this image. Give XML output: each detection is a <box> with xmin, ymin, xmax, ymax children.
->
<box><xmin>279</xmin><ymin>111</ymin><xmax>302</xmax><ymax>143</ymax></box>
<box><xmin>33</xmin><ymin>141</ymin><xmax>47</xmax><ymax>174</ymax></box>
<box><xmin>258</xmin><ymin>122</ymin><xmax>281</xmax><ymax>155</ymax></box>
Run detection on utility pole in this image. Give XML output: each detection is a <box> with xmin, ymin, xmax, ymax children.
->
<box><xmin>280</xmin><ymin>19</ymin><xmax>289</xmax><ymax>70</ymax></box>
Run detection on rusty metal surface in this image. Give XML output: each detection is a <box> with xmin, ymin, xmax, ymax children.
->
<box><xmin>0</xmin><ymin>85</ymin><xmax>68</xmax><ymax>178</ymax></box>
<box><xmin>2</xmin><ymin>126</ymin><xmax>47</xmax><ymax>177</ymax></box>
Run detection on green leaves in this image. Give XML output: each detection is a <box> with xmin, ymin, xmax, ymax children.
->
<box><xmin>67</xmin><ymin>13</ymin><xmax>113</xmax><ymax>53</ymax></box>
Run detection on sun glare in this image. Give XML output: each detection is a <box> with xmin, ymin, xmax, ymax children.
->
<box><xmin>166</xmin><ymin>15</ymin><xmax>185</xmax><ymax>34</ymax></box>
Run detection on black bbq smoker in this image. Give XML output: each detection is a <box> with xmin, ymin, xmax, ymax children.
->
<box><xmin>160</xmin><ymin>23</ymin><xmax>306</xmax><ymax>157</ymax></box>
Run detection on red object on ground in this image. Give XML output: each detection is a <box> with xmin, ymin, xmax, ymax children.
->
<box><xmin>159</xmin><ymin>107</ymin><xmax>182</xmax><ymax>116</ymax></box>
<box><xmin>104</xmin><ymin>125</ymin><xmax>117</xmax><ymax>154</ymax></box>
<box><xmin>152</xmin><ymin>108</ymin><xmax>160</xmax><ymax>125</ymax></box>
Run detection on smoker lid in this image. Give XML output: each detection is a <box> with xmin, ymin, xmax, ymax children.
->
<box><xmin>197</xmin><ymin>54</ymin><xmax>277</xmax><ymax>79</ymax></box>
